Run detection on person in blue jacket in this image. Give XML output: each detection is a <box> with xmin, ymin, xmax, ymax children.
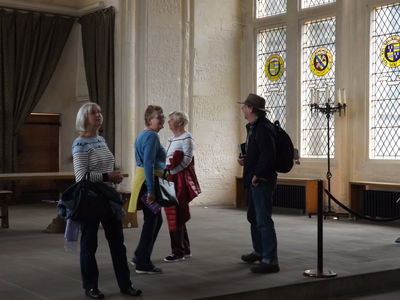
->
<box><xmin>128</xmin><ymin>105</ymin><xmax>166</xmax><ymax>274</ymax></box>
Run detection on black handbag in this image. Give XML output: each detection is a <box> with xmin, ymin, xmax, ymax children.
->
<box><xmin>60</xmin><ymin>174</ymin><xmax>122</xmax><ymax>221</ymax></box>
<box><xmin>154</xmin><ymin>171</ymin><xmax>178</xmax><ymax>207</ymax></box>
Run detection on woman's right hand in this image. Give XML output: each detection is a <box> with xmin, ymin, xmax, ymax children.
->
<box><xmin>146</xmin><ymin>193</ymin><xmax>156</xmax><ymax>204</ymax></box>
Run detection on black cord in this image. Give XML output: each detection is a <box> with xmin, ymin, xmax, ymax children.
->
<box><xmin>324</xmin><ymin>189</ymin><xmax>400</xmax><ymax>222</ymax></box>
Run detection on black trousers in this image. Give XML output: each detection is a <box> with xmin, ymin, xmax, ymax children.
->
<box><xmin>80</xmin><ymin>216</ymin><xmax>132</xmax><ymax>291</ymax></box>
<box><xmin>134</xmin><ymin>203</ymin><xmax>163</xmax><ymax>269</ymax></box>
<box><xmin>169</xmin><ymin>224</ymin><xmax>191</xmax><ymax>257</ymax></box>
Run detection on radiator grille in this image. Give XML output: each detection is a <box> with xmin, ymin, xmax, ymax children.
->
<box><xmin>363</xmin><ymin>190</ymin><xmax>400</xmax><ymax>218</ymax></box>
<box><xmin>273</xmin><ymin>184</ymin><xmax>305</xmax><ymax>210</ymax></box>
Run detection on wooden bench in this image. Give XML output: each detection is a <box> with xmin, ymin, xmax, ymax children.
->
<box><xmin>0</xmin><ymin>190</ymin><xmax>13</xmax><ymax>228</ymax></box>
<box><xmin>350</xmin><ymin>181</ymin><xmax>400</xmax><ymax>214</ymax></box>
<box><xmin>236</xmin><ymin>177</ymin><xmax>322</xmax><ymax>214</ymax></box>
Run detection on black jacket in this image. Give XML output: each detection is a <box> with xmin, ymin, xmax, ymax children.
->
<box><xmin>243</xmin><ymin>117</ymin><xmax>277</xmax><ymax>187</ymax></box>
<box><xmin>58</xmin><ymin>181</ymin><xmax>125</xmax><ymax>220</ymax></box>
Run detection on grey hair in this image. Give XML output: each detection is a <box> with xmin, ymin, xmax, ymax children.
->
<box><xmin>168</xmin><ymin>111</ymin><xmax>189</xmax><ymax>128</ymax></box>
<box><xmin>76</xmin><ymin>102</ymin><xmax>101</xmax><ymax>134</ymax></box>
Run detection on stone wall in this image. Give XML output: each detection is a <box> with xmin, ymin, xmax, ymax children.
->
<box><xmin>133</xmin><ymin>0</ymin><xmax>242</xmax><ymax>205</ymax></box>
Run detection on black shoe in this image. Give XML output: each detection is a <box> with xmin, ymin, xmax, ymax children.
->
<box><xmin>250</xmin><ymin>263</ymin><xmax>280</xmax><ymax>274</ymax></box>
<box><xmin>163</xmin><ymin>254</ymin><xmax>185</xmax><ymax>262</ymax></box>
<box><xmin>121</xmin><ymin>285</ymin><xmax>142</xmax><ymax>296</ymax></box>
<box><xmin>241</xmin><ymin>253</ymin><xmax>262</xmax><ymax>264</ymax></box>
<box><xmin>85</xmin><ymin>288</ymin><xmax>105</xmax><ymax>299</ymax></box>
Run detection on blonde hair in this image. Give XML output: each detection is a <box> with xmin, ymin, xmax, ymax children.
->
<box><xmin>168</xmin><ymin>111</ymin><xmax>189</xmax><ymax>128</ymax></box>
<box><xmin>76</xmin><ymin>102</ymin><xmax>102</xmax><ymax>133</ymax></box>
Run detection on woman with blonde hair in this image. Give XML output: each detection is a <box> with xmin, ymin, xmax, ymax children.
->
<box><xmin>163</xmin><ymin>111</ymin><xmax>201</xmax><ymax>262</ymax></box>
<box><xmin>72</xmin><ymin>102</ymin><xmax>141</xmax><ymax>298</ymax></box>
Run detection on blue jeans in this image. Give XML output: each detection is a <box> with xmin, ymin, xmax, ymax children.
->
<box><xmin>247</xmin><ymin>179</ymin><xmax>278</xmax><ymax>265</ymax></box>
<box><xmin>134</xmin><ymin>203</ymin><xmax>163</xmax><ymax>269</ymax></box>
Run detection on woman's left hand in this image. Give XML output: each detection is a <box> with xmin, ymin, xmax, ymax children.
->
<box><xmin>146</xmin><ymin>193</ymin><xmax>155</xmax><ymax>204</ymax></box>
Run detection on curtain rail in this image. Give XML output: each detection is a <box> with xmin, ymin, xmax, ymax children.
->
<box><xmin>0</xmin><ymin>1</ymin><xmax>105</xmax><ymax>18</ymax></box>
<box><xmin>0</xmin><ymin>6</ymin><xmax>76</xmax><ymax>18</ymax></box>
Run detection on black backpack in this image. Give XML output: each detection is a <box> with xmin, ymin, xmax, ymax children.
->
<box><xmin>272</xmin><ymin>120</ymin><xmax>294</xmax><ymax>173</ymax></box>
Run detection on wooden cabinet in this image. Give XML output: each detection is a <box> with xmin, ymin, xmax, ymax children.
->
<box><xmin>16</xmin><ymin>113</ymin><xmax>61</xmax><ymax>202</ymax></box>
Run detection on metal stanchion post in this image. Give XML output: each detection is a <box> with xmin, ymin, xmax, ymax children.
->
<box><xmin>304</xmin><ymin>181</ymin><xmax>337</xmax><ymax>278</ymax></box>
<box><xmin>308</xmin><ymin>88</ymin><xmax>349</xmax><ymax>220</ymax></box>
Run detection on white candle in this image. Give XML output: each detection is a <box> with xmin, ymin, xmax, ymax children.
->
<box><xmin>326</xmin><ymin>85</ymin><xmax>330</xmax><ymax>103</ymax></box>
<box><xmin>343</xmin><ymin>88</ymin><xmax>347</xmax><ymax>104</ymax></box>
<box><xmin>313</xmin><ymin>88</ymin><xmax>317</xmax><ymax>104</ymax></box>
<box><xmin>335</xmin><ymin>88</ymin><xmax>340</xmax><ymax>105</ymax></box>
<box><xmin>310</xmin><ymin>89</ymin><xmax>314</xmax><ymax>104</ymax></box>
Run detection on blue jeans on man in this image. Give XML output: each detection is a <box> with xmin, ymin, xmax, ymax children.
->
<box><xmin>247</xmin><ymin>178</ymin><xmax>279</xmax><ymax>267</ymax></box>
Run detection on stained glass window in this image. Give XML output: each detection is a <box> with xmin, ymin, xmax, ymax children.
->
<box><xmin>301</xmin><ymin>18</ymin><xmax>336</xmax><ymax>157</ymax></box>
<box><xmin>370</xmin><ymin>3</ymin><xmax>400</xmax><ymax>159</ymax></box>
<box><xmin>257</xmin><ymin>27</ymin><xmax>287</xmax><ymax>127</ymax></box>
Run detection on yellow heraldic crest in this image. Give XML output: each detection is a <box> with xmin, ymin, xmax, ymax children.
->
<box><xmin>264</xmin><ymin>54</ymin><xmax>284</xmax><ymax>81</ymax></box>
<box><xmin>380</xmin><ymin>36</ymin><xmax>400</xmax><ymax>68</ymax></box>
<box><xmin>309</xmin><ymin>47</ymin><xmax>333</xmax><ymax>76</ymax></box>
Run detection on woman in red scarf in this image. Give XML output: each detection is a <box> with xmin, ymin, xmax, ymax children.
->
<box><xmin>163</xmin><ymin>111</ymin><xmax>201</xmax><ymax>262</ymax></box>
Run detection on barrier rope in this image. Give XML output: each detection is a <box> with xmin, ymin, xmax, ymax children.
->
<box><xmin>324</xmin><ymin>189</ymin><xmax>400</xmax><ymax>222</ymax></box>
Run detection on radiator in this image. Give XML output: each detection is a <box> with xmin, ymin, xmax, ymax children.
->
<box><xmin>273</xmin><ymin>184</ymin><xmax>305</xmax><ymax>211</ymax></box>
<box><xmin>363</xmin><ymin>190</ymin><xmax>400</xmax><ymax>218</ymax></box>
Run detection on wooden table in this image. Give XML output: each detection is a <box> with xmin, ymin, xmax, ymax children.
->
<box><xmin>0</xmin><ymin>172</ymin><xmax>75</xmax><ymax>231</ymax></box>
<box><xmin>0</xmin><ymin>171</ymin><xmax>75</xmax><ymax>181</ymax></box>
<box><xmin>0</xmin><ymin>172</ymin><xmax>75</xmax><ymax>202</ymax></box>
<box><xmin>0</xmin><ymin>172</ymin><xmax>136</xmax><ymax>232</ymax></box>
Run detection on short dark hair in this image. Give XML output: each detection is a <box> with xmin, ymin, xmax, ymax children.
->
<box><xmin>144</xmin><ymin>105</ymin><xmax>163</xmax><ymax>126</ymax></box>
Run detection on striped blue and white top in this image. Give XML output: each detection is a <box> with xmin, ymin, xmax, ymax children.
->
<box><xmin>72</xmin><ymin>136</ymin><xmax>114</xmax><ymax>182</ymax></box>
<box><xmin>166</xmin><ymin>131</ymin><xmax>194</xmax><ymax>175</ymax></box>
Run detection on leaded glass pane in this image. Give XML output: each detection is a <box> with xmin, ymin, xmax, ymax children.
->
<box><xmin>370</xmin><ymin>4</ymin><xmax>400</xmax><ymax>159</ymax></box>
<box><xmin>301</xmin><ymin>18</ymin><xmax>336</xmax><ymax>158</ymax></box>
<box><xmin>256</xmin><ymin>0</ymin><xmax>286</xmax><ymax>18</ymax></box>
<box><xmin>302</xmin><ymin>0</ymin><xmax>335</xmax><ymax>9</ymax></box>
<box><xmin>257</xmin><ymin>26</ymin><xmax>287</xmax><ymax>128</ymax></box>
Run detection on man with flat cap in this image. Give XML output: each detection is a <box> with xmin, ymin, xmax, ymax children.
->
<box><xmin>237</xmin><ymin>93</ymin><xmax>279</xmax><ymax>274</ymax></box>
